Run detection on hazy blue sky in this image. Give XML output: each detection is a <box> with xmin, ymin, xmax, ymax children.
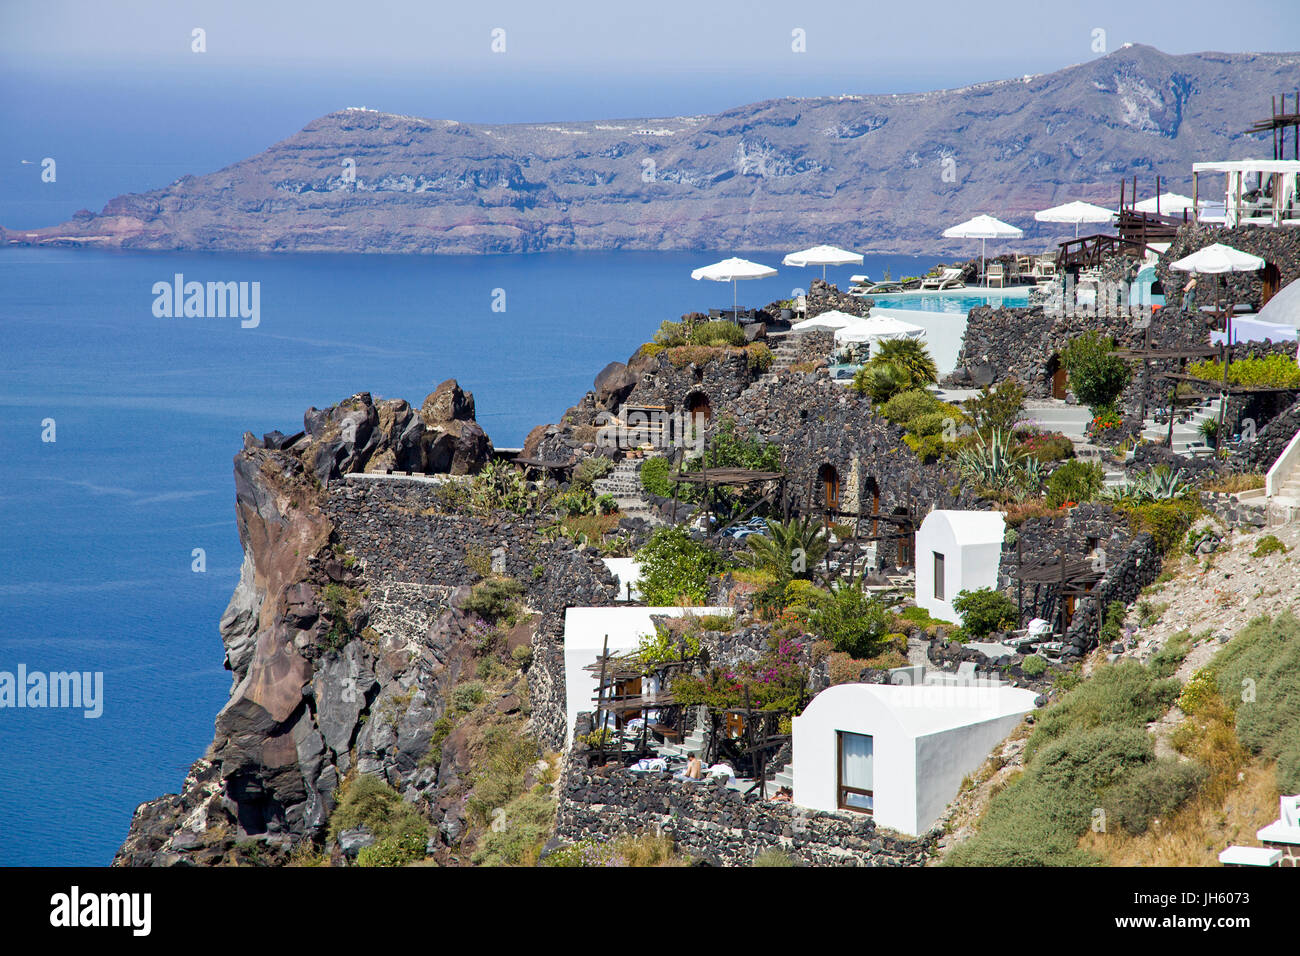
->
<box><xmin>2</xmin><ymin>0</ymin><xmax>1298</xmax><ymax>227</ymax></box>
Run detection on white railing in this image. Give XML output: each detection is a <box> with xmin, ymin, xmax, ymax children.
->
<box><xmin>1266</xmin><ymin>425</ymin><xmax>1300</xmax><ymax>497</ymax></box>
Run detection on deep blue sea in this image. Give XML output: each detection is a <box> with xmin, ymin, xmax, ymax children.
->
<box><xmin>0</xmin><ymin>247</ymin><xmax>943</xmax><ymax>865</ymax></box>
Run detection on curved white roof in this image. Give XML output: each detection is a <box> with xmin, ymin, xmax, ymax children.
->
<box><xmin>919</xmin><ymin>509</ymin><xmax>1006</xmax><ymax>545</ymax></box>
<box><xmin>799</xmin><ymin>681</ymin><xmax>1037</xmax><ymax>738</ymax></box>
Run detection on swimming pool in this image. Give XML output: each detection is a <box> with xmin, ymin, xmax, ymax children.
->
<box><xmin>861</xmin><ymin>286</ymin><xmax>1033</xmax><ymax>313</ymax></box>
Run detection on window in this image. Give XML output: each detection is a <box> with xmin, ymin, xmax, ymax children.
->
<box><xmin>933</xmin><ymin>551</ymin><xmax>945</xmax><ymax>601</ymax></box>
<box><xmin>837</xmin><ymin>732</ymin><xmax>874</xmax><ymax>813</ymax></box>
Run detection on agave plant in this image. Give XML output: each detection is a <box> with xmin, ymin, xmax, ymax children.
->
<box><xmin>1104</xmin><ymin>467</ymin><xmax>1190</xmax><ymax>504</ymax></box>
<box><xmin>957</xmin><ymin>429</ymin><xmax>1040</xmax><ymax>499</ymax></box>
<box><xmin>739</xmin><ymin>517</ymin><xmax>829</xmax><ymax>580</ymax></box>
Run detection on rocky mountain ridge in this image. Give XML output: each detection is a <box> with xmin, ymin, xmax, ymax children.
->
<box><xmin>7</xmin><ymin>45</ymin><xmax>1297</xmax><ymax>256</ymax></box>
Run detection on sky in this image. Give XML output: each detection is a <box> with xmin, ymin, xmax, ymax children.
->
<box><xmin>2</xmin><ymin>0</ymin><xmax>1298</xmax><ymax>226</ymax></box>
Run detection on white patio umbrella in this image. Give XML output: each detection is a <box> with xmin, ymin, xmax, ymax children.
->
<box><xmin>942</xmin><ymin>215</ymin><xmax>1023</xmax><ymax>286</ymax></box>
<box><xmin>1033</xmin><ymin>200</ymin><xmax>1115</xmax><ymax>238</ymax></box>
<box><xmin>782</xmin><ymin>244</ymin><xmax>864</xmax><ymax>281</ymax></box>
<box><xmin>1169</xmin><ymin>243</ymin><xmax>1265</xmax><ymax>275</ymax></box>
<box><xmin>833</xmin><ymin>314</ymin><xmax>925</xmax><ymax>345</ymax></box>
<box><xmin>791</xmin><ymin>309</ymin><xmax>859</xmax><ymax>331</ymax></box>
<box><xmin>1135</xmin><ymin>192</ymin><xmax>1196</xmax><ymax>217</ymax></box>
<box><xmin>690</xmin><ymin>256</ymin><xmax>777</xmax><ymax>314</ymax></box>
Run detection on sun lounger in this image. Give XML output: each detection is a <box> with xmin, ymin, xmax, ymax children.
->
<box><xmin>920</xmin><ymin>267</ymin><xmax>965</xmax><ymax>291</ymax></box>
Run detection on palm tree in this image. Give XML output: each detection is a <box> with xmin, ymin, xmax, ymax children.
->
<box><xmin>740</xmin><ymin>517</ymin><xmax>829</xmax><ymax>580</ymax></box>
<box><xmin>873</xmin><ymin>338</ymin><xmax>938</xmax><ymax>387</ymax></box>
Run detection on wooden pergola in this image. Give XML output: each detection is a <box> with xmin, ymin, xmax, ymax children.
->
<box><xmin>584</xmin><ymin>634</ymin><xmax>700</xmax><ymax>765</ymax></box>
<box><xmin>1005</xmin><ymin>545</ymin><xmax>1106</xmax><ymax>634</ymax></box>
<box><xmin>666</xmin><ymin>457</ymin><xmax>787</xmax><ymax>537</ymax></box>
<box><xmin>1244</xmin><ymin>91</ymin><xmax>1300</xmax><ymax>161</ymax></box>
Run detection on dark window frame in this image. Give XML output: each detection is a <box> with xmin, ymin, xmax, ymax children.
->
<box><xmin>836</xmin><ymin>731</ymin><xmax>874</xmax><ymax>815</ymax></box>
<box><xmin>933</xmin><ymin>551</ymin><xmax>945</xmax><ymax>601</ymax></box>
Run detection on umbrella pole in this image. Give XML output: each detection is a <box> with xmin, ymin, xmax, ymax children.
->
<box><xmin>981</xmin><ymin>238</ymin><xmax>986</xmax><ymax>287</ymax></box>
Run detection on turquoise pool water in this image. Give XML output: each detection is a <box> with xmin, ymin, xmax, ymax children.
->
<box><xmin>862</xmin><ymin>286</ymin><xmax>1033</xmax><ymax>313</ymax></box>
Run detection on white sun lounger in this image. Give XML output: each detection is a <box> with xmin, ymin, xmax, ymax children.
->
<box><xmin>920</xmin><ymin>267</ymin><xmax>965</xmax><ymax>291</ymax></box>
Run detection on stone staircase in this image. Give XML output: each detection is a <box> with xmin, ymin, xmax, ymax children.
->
<box><xmin>592</xmin><ymin>458</ymin><xmax>661</xmax><ymax>524</ymax></box>
<box><xmin>1074</xmin><ymin>442</ymin><xmax>1128</xmax><ymax>489</ymax></box>
<box><xmin>1140</xmin><ymin>397</ymin><xmax>1224</xmax><ymax>456</ymax></box>
<box><xmin>763</xmin><ymin>331</ymin><xmax>802</xmax><ymax>378</ymax></box>
<box><xmin>765</xmin><ymin>764</ymin><xmax>794</xmax><ymax>793</ymax></box>
<box><xmin>655</xmin><ymin>726</ymin><xmax>707</xmax><ymax>760</ymax></box>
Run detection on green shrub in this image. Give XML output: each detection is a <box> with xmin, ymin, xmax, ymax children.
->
<box><xmin>451</xmin><ymin>681</ymin><xmax>486</xmax><ymax>712</ymax></box>
<box><xmin>1188</xmin><ymin>354</ymin><xmax>1300</xmax><ymax>389</ymax></box>
<box><xmin>328</xmin><ymin>774</ymin><xmax>430</xmax><ymax>851</ymax></box>
<box><xmin>802</xmin><ymin>586</ymin><xmax>893</xmax><ymax>659</ymax></box>
<box><xmin>951</xmin><ymin>588</ymin><xmax>1018</xmax><ymax>639</ymax></box>
<box><xmin>635</xmin><ymin>526</ymin><xmax>724</xmax><ymax>606</ymax></box>
<box><xmin>1045</xmin><ymin>459</ymin><xmax>1103</xmax><ymax>507</ymax></box>
<box><xmin>1061</xmin><ymin>331</ymin><xmax>1131</xmax><ymax>413</ymax></box>
<box><xmin>878</xmin><ymin>388</ymin><xmax>948</xmax><ymax>427</ymax></box>
<box><xmin>638</xmin><ymin>455</ymin><xmax>677</xmax><ymax>499</ymax></box>
<box><xmin>1101</xmin><ymin>759</ymin><xmax>1207</xmax><ymax>836</ymax></box>
<box><xmin>1114</xmin><ymin>497</ymin><xmax>1201</xmax><ymax>554</ymax></box>
<box><xmin>355</xmin><ymin>829</ymin><xmax>429</xmax><ymax>867</ymax></box>
<box><xmin>461</xmin><ymin>576</ymin><xmax>524</xmax><ymax>623</ymax></box>
<box><xmin>689</xmin><ymin>320</ymin><xmax>746</xmax><ymax>348</ymax></box>
<box><xmin>470</xmin><ymin>787</ymin><xmax>556</xmax><ymax>867</ymax></box>
<box><xmin>1210</xmin><ymin>612</ymin><xmax>1300</xmax><ymax>792</ymax></box>
<box><xmin>965</xmin><ymin>379</ymin><xmax>1026</xmax><ymax>432</ymax></box>
<box><xmin>1252</xmin><ymin>534</ymin><xmax>1289</xmax><ymax>558</ymax></box>
<box><xmin>1021</xmin><ymin>654</ymin><xmax>1047</xmax><ymax>677</ymax></box>
<box><xmin>572</xmin><ymin>456</ymin><xmax>613</xmax><ymax>492</ymax></box>
<box><xmin>946</xmin><ymin>724</ymin><xmax>1153</xmax><ymax>866</ymax></box>
<box><xmin>1028</xmin><ymin>661</ymin><xmax>1181</xmax><ymax>757</ymax></box>
<box><xmin>1099</xmin><ymin>601</ymin><xmax>1127</xmax><ymax>647</ymax></box>
<box><xmin>1148</xmin><ymin>632</ymin><xmax>1191</xmax><ymax>679</ymax></box>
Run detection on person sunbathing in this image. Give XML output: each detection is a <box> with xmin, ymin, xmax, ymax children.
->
<box><xmin>685</xmin><ymin>755</ymin><xmax>702</xmax><ymax>779</ymax></box>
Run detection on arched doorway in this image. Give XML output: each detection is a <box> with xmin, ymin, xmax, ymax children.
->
<box><xmin>893</xmin><ymin>506</ymin><xmax>914</xmax><ymax>568</ymax></box>
<box><xmin>863</xmin><ymin>476</ymin><xmax>880</xmax><ymax>537</ymax></box>
<box><xmin>1262</xmin><ymin>262</ymin><xmax>1281</xmax><ymax>306</ymax></box>
<box><xmin>685</xmin><ymin>391</ymin><xmax>711</xmax><ymax>426</ymax></box>
<box><xmin>1046</xmin><ymin>354</ymin><xmax>1068</xmax><ymax>400</ymax></box>
<box><xmin>818</xmin><ymin>464</ymin><xmax>840</xmax><ymax>515</ymax></box>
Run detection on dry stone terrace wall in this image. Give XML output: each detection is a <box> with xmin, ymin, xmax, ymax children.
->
<box><xmin>1003</xmin><ymin>503</ymin><xmax>1160</xmax><ymax>656</ymax></box>
<box><xmin>555</xmin><ymin>765</ymin><xmax>936</xmax><ymax>866</ymax></box>
<box><xmin>954</xmin><ymin>303</ymin><xmax>1295</xmax><ymax>418</ymax></box>
<box><xmin>620</xmin><ymin>348</ymin><xmax>761</xmax><ymax>414</ymax></box>
<box><xmin>726</xmin><ymin>373</ymin><xmax>971</xmax><ymax>563</ymax></box>
<box><xmin>1158</xmin><ymin>223</ymin><xmax>1300</xmax><ymax>305</ymax></box>
<box><xmin>1240</xmin><ymin>398</ymin><xmax>1300</xmax><ymax>473</ymax></box>
<box><xmin>323</xmin><ymin>478</ymin><xmax>620</xmax><ymax>749</ymax></box>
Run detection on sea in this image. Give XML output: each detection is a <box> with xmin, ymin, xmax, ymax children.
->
<box><xmin>0</xmin><ymin>246</ymin><xmax>948</xmax><ymax>865</ymax></box>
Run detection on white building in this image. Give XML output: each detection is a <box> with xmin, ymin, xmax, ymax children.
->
<box><xmin>561</xmin><ymin>605</ymin><xmax>733</xmax><ymax>743</ymax></box>
<box><xmin>914</xmin><ymin>510</ymin><xmax>1005</xmax><ymax>624</ymax></box>
<box><xmin>791</xmin><ymin>679</ymin><xmax>1038</xmax><ymax>835</ymax></box>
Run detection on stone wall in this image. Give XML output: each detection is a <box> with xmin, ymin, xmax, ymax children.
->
<box><xmin>1003</xmin><ymin>503</ymin><xmax>1160</xmax><ymax>657</ymax></box>
<box><xmin>620</xmin><ymin>348</ymin><xmax>762</xmax><ymax>417</ymax></box>
<box><xmin>725</xmin><ymin>372</ymin><xmax>971</xmax><ymax>565</ymax></box>
<box><xmin>554</xmin><ymin>764</ymin><xmax>936</xmax><ymax>866</ymax></box>
<box><xmin>1240</xmin><ymin>398</ymin><xmax>1300</xmax><ymax>472</ymax></box>
<box><xmin>324</xmin><ymin>476</ymin><xmax>620</xmax><ymax>750</ymax></box>
<box><xmin>1157</xmin><ymin>223</ymin><xmax>1300</xmax><ymax>307</ymax></box>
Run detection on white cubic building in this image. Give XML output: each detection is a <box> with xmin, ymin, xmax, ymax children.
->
<box><xmin>914</xmin><ymin>510</ymin><xmax>1005</xmax><ymax>624</ymax></box>
<box><xmin>791</xmin><ymin>680</ymin><xmax>1038</xmax><ymax>836</ymax></box>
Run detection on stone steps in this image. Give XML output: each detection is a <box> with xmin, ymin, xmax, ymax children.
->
<box><xmin>593</xmin><ymin>458</ymin><xmax>662</xmax><ymax>524</ymax></box>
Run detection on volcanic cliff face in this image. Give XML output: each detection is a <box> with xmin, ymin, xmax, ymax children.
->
<box><xmin>9</xmin><ymin>46</ymin><xmax>1297</xmax><ymax>256</ymax></box>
